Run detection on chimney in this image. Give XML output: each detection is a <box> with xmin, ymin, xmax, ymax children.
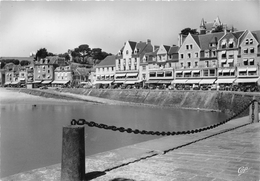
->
<box><xmin>147</xmin><ymin>39</ymin><xmax>151</xmax><ymax>44</ymax></box>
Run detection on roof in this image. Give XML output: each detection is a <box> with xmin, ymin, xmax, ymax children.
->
<box><xmin>191</xmin><ymin>34</ymin><xmax>200</xmax><ymax>47</ymax></box>
<box><xmin>136</xmin><ymin>42</ymin><xmax>147</xmax><ymax>52</ymax></box>
<box><xmin>0</xmin><ymin>57</ymin><xmax>34</xmax><ymax>63</ymax></box>
<box><xmin>96</xmin><ymin>55</ymin><xmax>116</xmax><ymax>67</ymax></box>
<box><xmin>252</xmin><ymin>30</ymin><xmax>260</xmax><ymax>43</ymax></box>
<box><xmin>128</xmin><ymin>41</ymin><xmax>137</xmax><ymax>51</ymax></box>
<box><xmin>163</xmin><ymin>45</ymin><xmax>171</xmax><ymax>52</ymax></box>
<box><xmin>232</xmin><ymin>30</ymin><xmax>245</xmax><ymax>39</ymax></box>
<box><xmin>198</xmin><ymin>32</ymin><xmax>225</xmax><ymax>50</ymax></box>
<box><xmin>168</xmin><ymin>46</ymin><xmax>179</xmax><ymax>55</ymax></box>
<box><xmin>73</xmin><ymin>67</ymin><xmax>90</xmax><ymax>76</ymax></box>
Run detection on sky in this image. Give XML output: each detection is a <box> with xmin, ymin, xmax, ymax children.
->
<box><xmin>0</xmin><ymin>0</ymin><xmax>259</xmax><ymax>57</ymax></box>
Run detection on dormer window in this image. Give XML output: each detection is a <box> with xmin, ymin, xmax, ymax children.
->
<box><xmin>221</xmin><ymin>40</ymin><xmax>227</xmax><ymax>48</ymax></box>
<box><xmin>126</xmin><ymin>50</ymin><xmax>129</xmax><ymax>55</ymax></box>
<box><xmin>229</xmin><ymin>39</ymin><xmax>234</xmax><ymax>48</ymax></box>
<box><xmin>250</xmin><ymin>39</ymin><xmax>253</xmax><ymax>45</ymax></box>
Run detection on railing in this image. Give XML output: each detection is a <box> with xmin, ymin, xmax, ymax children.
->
<box><xmin>61</xmin><ymin>100</ymin><xmax>260</xmax><ymax>180</ymax></box>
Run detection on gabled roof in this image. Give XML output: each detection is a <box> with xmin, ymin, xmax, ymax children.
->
<box><xmin>128</xmin><ymin>41</ymin><xmax>137</xmax><ymax>51</ymax></box>
<box><xmin>252</xmin><ymin>30</ymin><xmax>260</xmax><ymax>43</ymax></box>
<box><xmin>237</xmin><ymin>30</ymin><xmax>249</xmax><ymax>46</ymax></box>
<box><xmin>163</xmin><ymin>45</ymin><xmax>171</xmax><ymax>52</ymax></box>
<box><xmin>232</xmin><ymin>30</ymin><xmax>245</xmax><ymax>39</ymax></box>
<box><xmin>198</xmin><ymin>32</ymin><xmax>225</xmax><ymax>50</ymax></box>
<box><xmin>136</xmin><ymin>42</ymin><xmax>147</xmax><ymax>52</ymax></box>
<box><xmin>96</xmin><ymin>55</ymin><xmax>116</xmax><ymax>67</ymax></box>
<box><xmin>168</xmin><ymin>46</ymin><xmax>179</xmax><ymax>55</ymax></box>
<box><xmin>191</xmin><ymin>34</ymin><xmax>200</xmax><ymax>47</ymax></box>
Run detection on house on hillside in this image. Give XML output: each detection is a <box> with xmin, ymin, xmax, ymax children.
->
<box><xmin>94</xmin><ymin>55</ymin><xmax>116</xmax><ymax>88</ymax></box>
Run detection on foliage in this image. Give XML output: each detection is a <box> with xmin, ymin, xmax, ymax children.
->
<box><xmin>35</xmin><ymin>48</ymin><xmax>55</xmax><ymax>60</ymax></box>
<box><xmin>212</xmin><ymin>25</ymin><xmax>224</xmax><ymax>33</ymax></box>
<box><xmin>20</xmin><ymin>60</ymin><xmax>31</xmax><ymax>66</ymax></box>
<box><xmin>0</xmin><ymin>59</ymin><xmax>20</xmax><ymax>69</ymax></box>
<box><xmin>180</xmin><ymin>28</ymin><xmax>199</xmax><ymax>35</ymax></box>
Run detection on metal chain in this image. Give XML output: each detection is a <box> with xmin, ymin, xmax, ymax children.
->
<box><xmin>251</xmin><ymin>101</ymin><xmax>255</xmax><ymax>122</ymax></box>
<box><xmin>71</xmin><ymin>100</ymin><xmax>257</xmax><ymax>136</ymax></box>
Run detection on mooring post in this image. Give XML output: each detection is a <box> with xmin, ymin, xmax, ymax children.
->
<box><xmin>249</xmin><ymin>100</ymin><xmax>259</xmax><ymax>123</ymax></box>
<box><xmin>61</xmin><ymin>125</ymin><xmax>85</xmax><ymax>181</ymax></box>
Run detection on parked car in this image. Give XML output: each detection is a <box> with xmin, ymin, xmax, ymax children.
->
<box><xmin>40</xmin><ymin>86</ymin><xmax>48</xmax><ymax>89</ymax></box>
<box><xmin>184</xmin><ymin>85</ymin><xmax>191</xmax><ymax>90</ymax></box>
<box><xmin>201</xmin><ymin>85</ymin><xmax>209</xmax><ymax>90</ymax></box>
<box><xmin>193</xmin><ymin>85</ymin><xmax>200</xmax><ymax>90</ymax></box>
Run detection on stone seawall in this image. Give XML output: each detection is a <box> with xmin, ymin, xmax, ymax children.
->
<box><xmin>60</xmin><ymin>88</ymin><xmax>260</xmax><ymax>116</ymax></box>
<box><xmin>18</xmin><ymin>88</ymin><xmax>260</xmax><ymax>116</ymax></box>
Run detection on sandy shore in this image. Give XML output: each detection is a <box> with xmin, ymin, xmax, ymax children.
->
<box><xmin>0</xmin><ymin>88</ymin><xmax>87</xmax><ymax>105</ymax></box>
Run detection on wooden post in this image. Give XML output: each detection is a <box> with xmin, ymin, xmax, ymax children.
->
<box><xmin>61</xmin><ymin>126</ymin><xmax>85</xmax><ymax>181</ymax></box>
<box><xmin>249</xmin><ymin>101</ymin><xmax>259</xmax><ymax>123</ymax></box>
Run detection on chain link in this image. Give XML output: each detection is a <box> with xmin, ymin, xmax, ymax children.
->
<box><xmin>71</xmin><ymin>100</ymin><xmax>257</xmax><ymax>136</ymax></box>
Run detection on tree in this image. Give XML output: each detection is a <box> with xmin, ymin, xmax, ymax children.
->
<box><xmin>35</xmin><ymin>48</ymin><xmax>55</xmax><ymax>61</ymax></box>
<box><xmin>180</xmin><ymin>28</ymin><xmax>199</xmax><ymax>35</ymax></box>
<box><xmin>91</xmin><ymin>48</ymin><xmax>111</xmax><ymax>65</ymax></box>
<box><xmin>72</xmin><ymin>44</ymin><xmax>91</xmax><ymax>64</ymax></box>
<box><xmin>212</xmin><ymin>25</ymin><xmax>224</xmax><ymax>33</ymax></box>
<box><xmin>20</xmin><ymin>60</ymin><xmax>31</xmax><ymax>66</ymax></box>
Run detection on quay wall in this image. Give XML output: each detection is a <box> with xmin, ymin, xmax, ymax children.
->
<box><xmin>17</xmin><ymin>88</ymin><xmax>260</xmax><ymax>116</ymax></box>
<box><xmin>60</xmin><ymin>88</ymin><xmax>260</xmax><ymax>116</ymax></box>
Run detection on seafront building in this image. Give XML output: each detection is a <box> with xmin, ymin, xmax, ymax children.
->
<box><xmin>1</xmin><ymin>17</ymin><xmax>260</xmax><ymax>90</ymax></box>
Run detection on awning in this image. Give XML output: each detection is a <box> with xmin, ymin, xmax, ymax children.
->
<box><xmin>32</xmin><ymin>81</ymin><xmax>42</xmax><ymax>84</ymax></box>
<box><xmin>215</xmin><ymin>79</ymin><xmax>235</xmax><ymax>84</ymax></box>
<box><xmin>222</xmin><ymin>69</ymin><xmax>230</xmax><ymax>73</ymax></box>
<box><xmin>249</xmin><ymin>58</ymin><xmax>254</xmax><ymax>62</ymax></box>
<box><xmin>227</xmin><ymin>59</ymin><xmax>234</xmax><ymax>63</ymax></box>
<box><xmin>10</xmin><ymin>82</ymin><xmax>19</xmax><ymax>85</ymax></box>
<box><xmin>52</xmin><ymin>80</ymin><xmax>70</xmax><ymax>84</ymax></box>
<box><xmin>42</xmin><ymin>81</ymin><xmax>52</xmax><ymax>84</ymax></box>
<box><xmin>114</xmin><ymin>80</ymin><xmax>125</xmax><ymax>83</ymax></box>
<box><xmin>186</xmin><ymin>79</ymin><xmax>202</xmax><ymax>84</ymax></box>
<box><xmin>247</xmin><ymin>67</ymin><xmax>257</xmax><ymax>72</ymax></box>
<box><xmin>146</xmin><ymin>80</ymin><xmax>159</xmax><ymax>84</ymax></box>
<box><xmin>183</xmin><ymin>70</ymin><xmax>191</xmax><ymax>73</ymax></box>
<box><xmin>235</xmin><ymin>78</ymin><xmax>259</xmax><ymax>83</ymax></box>
<box><xmin>192</xmin><ymin>70</ymin><xmax>200</xmax><ymax>73</ymax></box>
<box><xmin>218</xmin><ymin>69</ymin><xmax>223</xmax><ymax>73</ymax></box>
<box><xmin>125</xmin><ymin>81</ymin><xmax>137</xmax><ymax>84</ymax></box>
<box><xmin>94</xmin><ymin>81</ymin><xmax>113</xmax><ymax>84</ymax></box>
<box><xmin>19</xmin><ymin>78</ymin><xmax>26</xmax><ymax>81</ymax></box>
<box><xmin>238</xmin><ymin>68</ymin><xmax>247</xmax><ymax>72</ymax></box>
<box><xmin>4</xmin><ymin>82</ymin><xmax>11</xmax><ymax>85</ymax></box>
<box><xmin>115</xmin><ymin>74</ymin><xmax>126</xmax><ymax>77</ymax></box>
<box><xmin>126</xmin><ymin>73</ymin><xmax>138</xmax><ymax>77</ymax></box>
<box><xmin>221</xmin><ymin>59</ymin><xmax>227</xmax><ymax>63</ymax></box>
<box><xmin>175</xmin><ymin>71</ymin><xmax>183</xmax><ymax>74</ymax></box>
<box><xmin>230</xmin><ymin>69</ymin><xmax>235</xmax><ymax>72</ymax></box>
<box><xmin>172</xmin><ymin>79</ymin><xmax>188</xmax><ymax>84</ymax></box>
<box><xmin>199</xmin><ymin>79</ymin><xmax>216</xmax><ymax>84</ymax></box>
<box><xmin>79</xmin><ymin>82</ymin><xmax>89</xmax><ymax>85</ymax></box>
<box><xmin>158</xmin><ymin>80</ymin><xmax>172</xmax><ymax>84</ymax></box>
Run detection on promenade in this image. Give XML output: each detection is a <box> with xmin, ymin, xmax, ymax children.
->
<box><xmin>3</xmin><ymin>112</ymin><xmax>259</xmax><ymax>181</ymax></box>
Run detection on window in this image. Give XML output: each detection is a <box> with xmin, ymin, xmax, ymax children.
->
<box><xmin>249</xmin><ymin>59</ymin><xmax>254</xmax><ymax>66</ymax></box>
<box><xmin>222</xmin><ymin>51</ymin><xmax>226</xmax><ymax>59</ymax></box>
<box><xmin>126</xmin><ymin>50</ymin><xmax>129</xmax><ymax>55</ymax></box>
<box><xmin>195</xmin><ymin>52</ymin><xmax>199</xmax><ymax>58</ymax></box>
<box><xmin>250</xmin><ymin>48</ymin><xmax>255</xmax><ymax>54</ymax></box>
<box><xmin>180</xmin><ymin>54</ymin><xmax>184</xmax><ymax>59</ymax></box>
<box><xmin>186</xmin><ymin>45</ymin><xmax>189</xmax><ymax>50</ymax></box>
<box><xmin>209</xmin><ymin>69</ymin><xmax>215</xmax><ymax>76</ymax></box>
<box><xmin>205</xmin><ymin>51</ymin><xmax>209</xmax><ymax>58</ymax></box>
<box><xmin>243</xmin><ymin>59</ymin><xmax>248</xmax><ymax>66</ymax></box>
<box><xmin>228</xmin><ymin>54</ymin><xmax>234</xmax><ymax>59</ymax></box>
<box><xmin>245</xmin><ymin>39</ymin><xmax>249</xmax><ymax>45</ymax></box>
<box><xmin>188</xmin><ymin>53</ymin><xmax>191</xmax><ymax>58</ymax></box>
<box><xmin>203</xmin><ymin>69</ymin><xmax>208</xmax><ymax>76</ymax></box>
<box><xmin>181</xmin><ymin>62</ymin><xmax>184</xmax><ymax>68</ymax></box>
<box><xmin>190</xmin><ymin>44</ymin><xmax>193</xmax><ymax>49</ymax></box>
<box><xmin>250</xmin><ymin>39</ymin><xmax>253</xmax><ymax>44</ymax></box>
<box><xmin>194</xmin><ymin>62</ymin><xmax>198</xmax><ymax>67</ymax></box>
<box><xmin>187</xmin><ymin>62</ymin><xmax>191</xmax><ymax>68</ymax></box>
<box><xmin>212</xmin><ymin>50</ymin><xmax>216</xmax><ymax>57</ymax></box>
<box><xmin>229</xmin><ymin>41</ymin><xmax>234</xmax><ymax>48</ymax></box>
<box><xmin>112</xmin><ymin>67</ymin><xmax>114</xmax><ymax>71</ymax></box>
<box><xmin>244</xmin><ymin>49</ymin><xmax>248</xmax><ymax>54</ymax></box>
<box><xmin>118</xmin><ymin>59</ymin><xmax>121</xmax><ymax>64</ymax></box>
<box><xmin>221</xmin><ymin>41</ymin><xmax>226</xmax><ymax>48</ymax></box>
<box><xmin>205</xmin><ymin>61</ymin><xmax>209</xmax><ymax>67</ymax></box>
<box><xmin>48</xmin><ymin>70</ymin><xmax>50</xmax><ymax>73</ymax></box>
